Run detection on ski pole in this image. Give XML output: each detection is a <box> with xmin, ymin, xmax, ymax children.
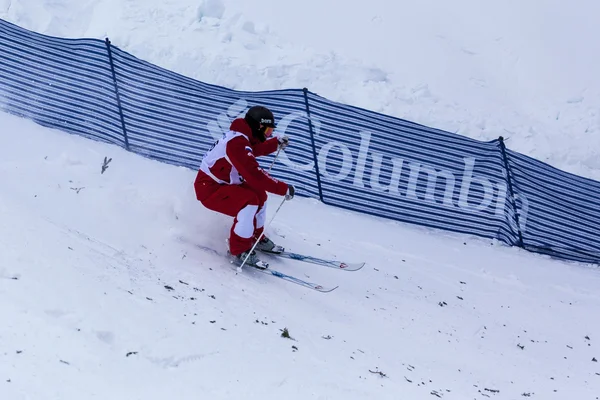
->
<box><xmin>238</xmin><ymin>196</ymin><xmax>287</xmax><ymax>272</ymax></box>
<box><xmin>267</xmin><ymin>146</ymin><xmax>282</xmax><ymax>173</ymax></box>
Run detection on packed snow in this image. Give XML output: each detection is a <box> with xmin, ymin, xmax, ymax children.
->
<box><xmin>1</xmin><ymin>1</ymin><xmax>600</xmax><ymax>399</ymax></box>
<box><xmin>2</xmin><ymin>111</ymin><xmax>600</xmax><ymax>400</ymax></box>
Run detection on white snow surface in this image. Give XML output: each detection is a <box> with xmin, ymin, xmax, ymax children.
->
<box><xmin>1</xmin><ymin>113</ymin><xmax>600</xmax><ymax>399</ymax></box>
<box><xmin>2</xmin><ymin>1</ymin><xmax>600</xmax><ymax>399</ymax></box>
<box><xmin>1</xmin><ymin>0</ymin><xmax>600</xmax><ymax>180</ymax></box>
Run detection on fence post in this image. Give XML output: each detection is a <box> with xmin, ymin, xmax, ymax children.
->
<box><xmin>498</xmin><ymin>136</ymin><xmax>524</xmax><ymax>247</ymax></box>
<box><xmin>104</xmin><ymin>38</ymin><xmax>130</xmax><ymax>151</ymax></box>
<box><xmin>303</xmin><ymin>88</ymin><xmax>324</xmax><ymax>202</ymax></box>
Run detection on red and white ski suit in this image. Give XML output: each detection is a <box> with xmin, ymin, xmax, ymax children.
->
<box><xmin>194</xmin><ymin>118</ymin><xmax>289</xmax><ymax>256</ymax></box>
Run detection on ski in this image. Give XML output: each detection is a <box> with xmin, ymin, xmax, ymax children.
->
<box><xmin>259</xmin><ymin>248</ymin><xmax>365</xmax><ymax>271</ymax></box>
<box><xmin>229</xmin><ymin>256</ymin><xmax>338</xmax><ymax>293</ymax></box>
<box><xmin>178</xmin><ymin>237</ymin><xmax>340</xmax><ymax>293</ymax></box>
<box><xmin>243</xmin><ymin>264</ymin><xmax>339</xmax><ymax>293</ymax></box>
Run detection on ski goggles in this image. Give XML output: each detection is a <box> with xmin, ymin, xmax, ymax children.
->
<box><xmin>264</xmin><ymin>126</ymin><xmax>274</xmax><ymax>138</ymax></box>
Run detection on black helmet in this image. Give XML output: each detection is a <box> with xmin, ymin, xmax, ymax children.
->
<box><xmin>245</xmin><ymin>105</ymin><xmax>276</xmax><ymax>142</ymax></box>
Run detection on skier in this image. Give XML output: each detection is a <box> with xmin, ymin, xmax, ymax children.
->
<box><xmin>194</xmin><ymin>105</ymin><xmax>295</xmax><ymax>268</ymax></box>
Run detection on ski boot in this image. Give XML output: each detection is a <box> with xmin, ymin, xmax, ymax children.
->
<box><xmin>255</xmin><ymin>236</ymin><xmax>284</xmax><ymax>254</ymax></box>
<box><xmin>233</xmin><ymin>249</ymin><xmax>269</xmax><ymax>269</ymax></box>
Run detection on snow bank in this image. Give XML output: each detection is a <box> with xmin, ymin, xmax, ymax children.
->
<box><xmin>1</xmin><ymin>0</ymin><xmax>599</xmax><ymax>180</ymax></box>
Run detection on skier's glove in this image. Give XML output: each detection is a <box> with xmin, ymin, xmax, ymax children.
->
<box><xmin>285</xmin><ymin>184</ymin><xmax>295</xmax><ymax>201</ymax></box>
<box><xmin>278</xmin><ymin>135</ymin><xmax>289</xmax><ymax>150</ymax></box>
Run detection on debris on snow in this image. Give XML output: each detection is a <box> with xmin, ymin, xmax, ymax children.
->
<box><xmin>369</xmin><ymin>368</ymin><xmax>388</xmax><ymax>378</ymax></box>
<box><xmin>101</xmin><ymin>157</ymin><xmax>112</xmax><ymax>174</ymax></box>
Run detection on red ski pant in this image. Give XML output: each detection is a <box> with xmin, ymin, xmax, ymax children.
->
<box><xmin>200</xmin><ymin>183</ymin><xmax>268</xmax><ymax>256</ymax></box>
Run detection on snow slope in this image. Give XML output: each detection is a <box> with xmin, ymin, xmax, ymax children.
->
<box><xmin>1</xmin><ymin>0</ymin><xmax>599</xmax><ymax>180</ymax></box>
<box><xmin>2</xmin><ymin>1</ymin><xmax>600</xmax><ymax>399</ymax></box>
<box><xmin>2</xmin><ymin>112</ymin><xmax>600</xmax><ymax>399</ymax></box>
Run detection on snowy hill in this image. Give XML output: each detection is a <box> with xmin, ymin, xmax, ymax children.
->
<box><xmin>2</xmin><ymin>1</ymin><xmax>600</xmax><ymax>399</ymax></box>
<box><xmin>2</xmin><ymin>113</ymin><xmax>600</xmax><ymax>399</ymax></box>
